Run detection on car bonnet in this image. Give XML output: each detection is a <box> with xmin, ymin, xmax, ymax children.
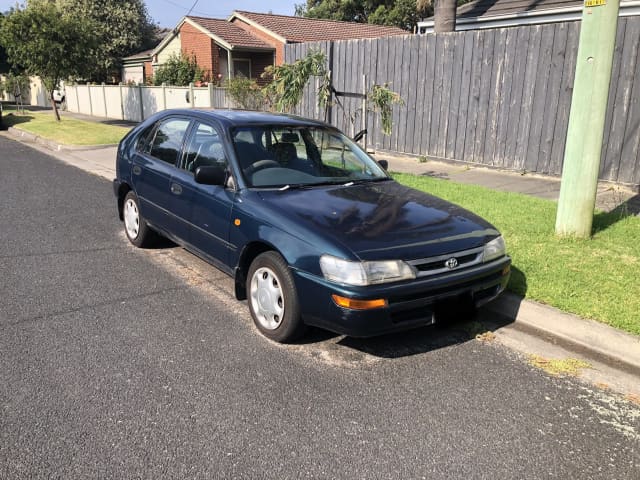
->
<box><xmin>256</xmin><ymin>180</ymin><xmax>499</xmax><ymax>261</ymax></box>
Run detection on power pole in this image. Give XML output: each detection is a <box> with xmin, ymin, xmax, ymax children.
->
<box><xmin>555</xmin><ymin>0</ymin><xmax>621</xmax><ymax>238</ymax></box>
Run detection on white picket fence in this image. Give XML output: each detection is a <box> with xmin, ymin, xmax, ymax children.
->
<box><xmin>64</xmin><ymin>83</ymin><xmax>233</xmax><ymax>122</ymax></box>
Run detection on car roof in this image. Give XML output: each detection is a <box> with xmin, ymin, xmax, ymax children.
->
<box><xmin>158</xmin><ymin>109</ymin><xmax>333</xmax><ymax>129</ymax></box>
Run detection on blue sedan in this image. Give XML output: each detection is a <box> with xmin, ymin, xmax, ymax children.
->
<box><xmin>113</xmin><ymin>109</ymin><xmax>511</xmax><ymax>342</ymax></box>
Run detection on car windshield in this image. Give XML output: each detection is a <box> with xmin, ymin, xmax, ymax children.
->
<box><xmin>231</xmin><ymin>125</ymin><xmax>389</xmax><ymax>188</ymax></box>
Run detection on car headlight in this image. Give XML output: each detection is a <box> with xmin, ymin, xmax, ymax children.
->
<box><xmin>482</xmin><ymin>236</ymin><xmax>506</xmax><ymax>263</ymax></box>
<box><xmin>320</xmin><ymin>255</ymin><xmax>416</xmax><ymax>286</ymax></box>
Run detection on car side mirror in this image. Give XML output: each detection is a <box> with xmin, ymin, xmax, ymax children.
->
<box><xmin>377</xmin><ymin>159</ymin><xmax>389</xmax><ymax>171</ymax></box>
<box><xmin>194</xmin><ymin>165</ymin><xmax>226</xmax><ymax>186</ymax></box>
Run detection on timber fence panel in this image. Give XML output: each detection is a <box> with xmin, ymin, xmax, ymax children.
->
<box><xmin>525</xmin><ymin>23</ymin><xmax>556</xmax><ymax>173</ymax></box>
<box><xmin>599</xmin><ymin>18</ymin><xmax>627</xmax><ymax>179</ymax></box>
<box><xmin>436</xmin><ymin>33</ymin><xmax>454</xmax><ymax>158</ymax></box>
<box><xmin>494</xmin><ymin>27</ymin><xmax>517</xmax><ymax>168</ymax></box>
<box><xmin>550</xmin><ymin>22</ymin><xmax>580</xmax><ymax>176</ymax></box>
<box><xmin>412</xmin><ymin>35</ymin><xmax>429</xmax><ymax>157</ymax></box>
<box><xmin>463</xmin><ymin>31</ymin><xmax>483</xmax><ymax>162</ymax></box>
<box><xmin>538</xmin><ymin>22</ymin><xmax>569</xmax><ymax>175</ymax></box>
<box><xmin>445</xmin><ymin>32</ymin><xmax>465</xmax><ymax>159</ymax></box>
<box><xmin>617</xmin><ymin>18</ymin><xmax>640</xmax><ymax>185</ymax></box>
<box><xmin>505</xmin><ymin>27</ymin><xmax>531</xmax><ymax>167</ymax></box>
<box><xmin>285</xmin><ymin>19</ymin><xmax>640</xmax><ymax>185</ymax></box>
<box><xmin>429</xmin><ymin>34</ymin><xmax>445</xmax><ymax>157</ymax></box>
<box><xmin>454</xmin><ymin>31</ymin><xmax>474</xmax><ymax>160</ymax></box>
<box><xmin>514</xmin><ymin>25</ymin><xmax>542</xmax><ymax>171</ymax></box>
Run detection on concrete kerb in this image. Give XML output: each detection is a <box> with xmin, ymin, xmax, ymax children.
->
<box><xmin>4</xmin><ymin>129</ymin><xmax>640</xmax><ymax>376</ymax></box>
<box><xmin>482</xmin><ymin>293</ymin><xmax>640</xmax><ymax>376</ymax></box>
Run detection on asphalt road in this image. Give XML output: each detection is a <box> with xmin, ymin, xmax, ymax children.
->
<box><xmin>1</xmin><ymin>136</ymin><xmax>638</xmax><ymax>479</ymax></box>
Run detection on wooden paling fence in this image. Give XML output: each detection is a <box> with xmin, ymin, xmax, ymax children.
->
<box><xmin>285</xmin><ymin>17</ymin><xmax>640</xmax><ymax>186</ymax></box>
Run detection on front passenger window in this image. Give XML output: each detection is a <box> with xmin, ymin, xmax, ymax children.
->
<box><xmin>147</xmin><ymin>118</ymin><xmax>190</xmax><ymax>165</ymax></box>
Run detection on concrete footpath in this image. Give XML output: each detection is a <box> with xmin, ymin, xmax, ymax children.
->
<box><xmin>3</xmin><ymin>123</ymin><xmax>639</xmax><ymax>395</ymax></box>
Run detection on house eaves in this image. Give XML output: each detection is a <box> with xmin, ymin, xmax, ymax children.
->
<box><xmin>417</xmin><ymin>0</ymin><xmax>640</xmax><ymax>33</ymax></box>
<box><xmin>151</xmin><ymin>20</ymin><xmax>184</xmax><ymax>57</ymax></box>
<box><xmin>183</xmin><ymin>17</ymin><xmax>234</xmax><ymax>50</ymax></box>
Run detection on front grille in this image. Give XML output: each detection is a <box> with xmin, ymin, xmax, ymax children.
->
<box><xmin>408</xmin><ymin>246</ymin><xmax>484</xmax><ymax>277</ymax></box>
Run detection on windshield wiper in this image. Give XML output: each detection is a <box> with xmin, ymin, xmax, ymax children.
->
<box><xmin>343</xmin><ymin>177</ymin><xmax>390</xmax><ymax>186</ymax></box>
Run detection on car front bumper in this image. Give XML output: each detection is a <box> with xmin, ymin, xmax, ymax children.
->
<box><xmin>293</xmin><ymin>256</ymin><xmax>511</xmax><ymax>337</ymax></box>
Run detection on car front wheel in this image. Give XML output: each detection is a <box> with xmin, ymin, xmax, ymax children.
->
<box><xmin>123</xmin><ymin>191</ymin><xmax>155</xmax><ymax>247</ymax></box>
<box><xmin>247</xmin><ymin>251</ymin><xmax>305</xmax><ymax>343</ymax></box>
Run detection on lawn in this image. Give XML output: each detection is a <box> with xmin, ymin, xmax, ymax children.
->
<box><xmin>393</xmin><ymin>172</ymin><xmax>640</xmax><ymax>336</ymax></box>
<box><xmin>1</xmin><ymin>107</ymin><xmax>130</xmax><ymax>145</ymax></box>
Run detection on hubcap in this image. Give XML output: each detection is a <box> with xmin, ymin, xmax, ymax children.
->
<box><xmin>124</xmin><ymin>198</ymin><xmax>140</xmax><ymax>239</ymax></box>
<box><xmin>250</xmin><ymin>267</ymin><xmax>284</xmax><ymax>330</ymax></box>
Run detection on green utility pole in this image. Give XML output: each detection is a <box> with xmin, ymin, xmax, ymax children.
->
<box><xmin>555</xmin><ymin>0</ymin><xmax>621</xmax><ymax>238</ymax></box>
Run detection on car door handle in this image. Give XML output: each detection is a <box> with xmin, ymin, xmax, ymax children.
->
<box><xmin>171</xmin><ymin>183</ymin><xmax>183</xmax><ymax>195</ymax></box>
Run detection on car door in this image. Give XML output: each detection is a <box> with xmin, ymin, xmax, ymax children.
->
<box><xmin>131</xmin><ymin>116</ymin><xmax>191</xmax><ymax>238</ymax></box>
<box><xmin>172</xmin><ymin>120</ymin><xmax>236</xmax><ymax>269</ymax></box>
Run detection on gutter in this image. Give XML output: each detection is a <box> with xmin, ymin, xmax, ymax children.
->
<box><xmin>417</xmin><ymin>1</ymin><xmax>640</xmax><ymax>33</ymax></box>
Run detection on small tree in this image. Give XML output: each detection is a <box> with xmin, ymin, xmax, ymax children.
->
<box><xmin>261</xmin><ymin>50</ymin><xmax>331</xmax><ymax>113</ymax></box>
<box><xmin>260</xmin><ymin>50</ymin><xmax>403</xmax><ymax>136</ymax></box>
<box><xmin>0</xmin><ymin>3</ymin><xmax>95</xmax><ymax>120</ymax></box>
<box><xmin>368</xmin><ymin>83</ymin><xmax>404</xmax><ymax>135</ymax></box>
<box><xmin>153</xmin><ymin>54</ymin><xmax>205</xmax><ymax>87</ymax></box>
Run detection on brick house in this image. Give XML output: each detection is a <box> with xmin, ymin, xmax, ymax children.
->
<box><xmin>149</xmin><ymin>11</ymin><xmax>406</xmax><ymax>85</ymax></box>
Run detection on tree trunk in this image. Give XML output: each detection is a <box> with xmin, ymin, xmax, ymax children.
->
<box><xmin>434</xmin><ymin>0</ymin><xmax>457</xmax><ymax>33</ymax></box>
<box><xmin>50</xmin><ymin>90</ymin><xmax>60</xmax><ymax>121</ymax></box>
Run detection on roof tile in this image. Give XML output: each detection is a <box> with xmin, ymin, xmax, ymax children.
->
<box><xmin>234</xmin><ymin>11</ymin><xmax>407</xmax><ymax>42</ymax></box>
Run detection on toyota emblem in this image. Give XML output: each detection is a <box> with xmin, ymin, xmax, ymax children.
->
<box><xmin>445</xmin><ymin>257</ymin><xmax>458</xmax><ymax>269</ymax></box>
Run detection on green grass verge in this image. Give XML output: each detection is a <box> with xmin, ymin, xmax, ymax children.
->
<box><xmin>393</xmin><ymin>172</ymin><xmax>640</xmax><ymax>336</ymax></box>
<box><xmin>1</xmin><ymin>108</ymin><xmax>129</xmax><ymax>145</ymax></box>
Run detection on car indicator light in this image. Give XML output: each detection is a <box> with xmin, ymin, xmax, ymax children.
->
<box><xmin>332</xmin><ymin>295</ymin><xmax>387</xmax><ymax>310</ymax></box>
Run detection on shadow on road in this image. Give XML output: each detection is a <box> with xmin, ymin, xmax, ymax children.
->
<box><xmin>337</xmin><ymin>311</ymin><xmax>516</xmax><ymax>359</ymax></box>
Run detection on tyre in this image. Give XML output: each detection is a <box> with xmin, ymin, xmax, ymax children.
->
<box><xmin>247</xmin><ymin>251</ymin><xmax>306</xmax><ymax>343</ymax></box>
<box><xmin>122</xmin><ymin>191</ymin><xmax>155</xmax><ymax>248</ymax></box>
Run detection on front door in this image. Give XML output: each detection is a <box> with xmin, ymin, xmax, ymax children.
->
<box><xmin>173</xmin><ymin>121</ymin><xmax>236</xmax><ymax>268</ymax></box>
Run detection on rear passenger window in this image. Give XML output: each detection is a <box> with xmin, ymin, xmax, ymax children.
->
<box><xmin>146</xmin><ymin>118</ymin><xmax>190</xmax><ymax>165</ymax></box>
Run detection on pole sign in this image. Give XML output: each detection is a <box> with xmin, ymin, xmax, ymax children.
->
<box><xmin>585</xmin><ymin>0</ymin><xmax>606</xmax><ymax>6</ymax></box>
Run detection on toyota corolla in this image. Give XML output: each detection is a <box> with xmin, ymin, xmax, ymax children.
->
<box><xmin>113</xmin><ymin>109</ymin><xmax>511</xmax><ymax>342</ymax></box>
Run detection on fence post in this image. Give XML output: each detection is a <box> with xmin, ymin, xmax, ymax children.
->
<box><xmin>87</xmin><ymin>83</ymin><xmax>93</xmax><ymax>116</ymax></box>
<box><xmin>119</xmin><ymin>83</ymin><xmax>124</xmax><ymax>120</ymax></box>
<box><xmin>138</xmin><ymin>83</ymin><xmax>144</xmax><ymax>121</ymax></box>
<box><xmin>208</xmin><ymin>82</ymin><xmax>214</xmax><ymax>108</ymax></box>
<box><xmin>189</xmin><ymin>83</ymin><xmax>194</xmax><ymax>108</ymax></box>
<box><xmin>162</xmin><ymin>83</ymin><xmax>167</xmax><ymax>111</ymax></box>
<box><xmin>75</xmin><ymin>84</ymin><xmax>80</xmax><ymax>114</ymax></box>
<box><xmin>101</xmin><ymin>82</ymin><xmax>107</xmax><ymax>118</ymax></box>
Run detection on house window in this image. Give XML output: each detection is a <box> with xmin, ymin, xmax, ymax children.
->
<box><xmin>233</xmin><ymin>59</ymin><xmax>251</xmax><ymax>79</ymax></box>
